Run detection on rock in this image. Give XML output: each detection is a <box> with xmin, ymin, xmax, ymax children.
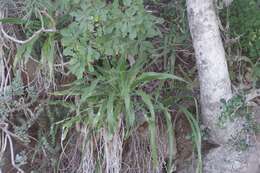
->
<box><xmin>203</xmin><ymin>106</ymin><xmax>260</xmax><ymax>173</ymax></box>
<box><xmin>203</xmin><ymin>143</ymin><xmax>260</xmax><ymax>173</ymax></box>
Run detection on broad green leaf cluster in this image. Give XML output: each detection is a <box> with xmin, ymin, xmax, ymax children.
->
<box><xmin>53</xmin><ymin>58</ymin><xmax>184</xmax><ymax>166</ymax></box>
<box><xmin>60</xmin><ymin>0</ymin><xmax>162</xmax><ymax>78</ymax></box>
<box><xmin>1</xmin><ymin>0</ymin><xmax>187</xmax><ymax>170</ymax></box>
<box><xmin>12</xmin><ymin>0</ymin><xmax>162</xmax><ymax>79</ymax></box>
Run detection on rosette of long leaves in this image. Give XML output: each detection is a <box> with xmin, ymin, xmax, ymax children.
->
<box><xmin>54</xmin><ymin>57</ymin><xmax>185</xmax><ymax>166</ymax></box>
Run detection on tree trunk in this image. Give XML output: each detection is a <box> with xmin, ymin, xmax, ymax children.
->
<box><xmin>0</xmin><ymin>41</ymin><xmax>4</xmax><ymax>93</ymax></box>
<box><xmin>186</xmin><ymin>0</ymin><xmax>242</xmax><ymax>145</ymax></box>
<box><xmin>0</xmin><ymin>11</ymin><xmax>4</xmax><ymax>93</ymax></box>
<box><xmin>186</xmin><ymin>1</ymin><xmax>260</xmax><ymax>173</ymax></box>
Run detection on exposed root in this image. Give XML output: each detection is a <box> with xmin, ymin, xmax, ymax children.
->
<box><xmin>103</xmin><ymin>127</ymin><xmax>124</xmax><ymax>173</ymax></box>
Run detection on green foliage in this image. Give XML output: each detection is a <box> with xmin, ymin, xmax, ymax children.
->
<box><xmin>228</xmin><ymin>109</ymin><xmax>254</xmax><ymax>151</ymax></box>
<box><xmin>54</xmin><ymin>57</ymin><xmax>184</xmax><ymax>166</ymax></box>
<box><xmin>60</xmin><ymin>0</ymin><xmax>162</xmax><ymax>78</ymax></box>
<box><xmin>10</xmin><ymin>0</ymin><xmax>163</xmax><ymax>79</ymax></box>
<box><xmin>232</xmin><ymin>56</ymin><xmax>260</xmax><ymax>88</ymax></box>
<box><xmin>228</xmin><ymin>0</ymin><xmax>260</xmax><ymax>60</ymax></box>
<box><xmin>180</xmin><ymin>107</ymin><xmax>202</xmax><ymax>173</ymax></box>
<box><xmin>218</xmin><ymin>94</ymin><xmax>245</xmax><ymax>128</ymax></box>
<box><xmin>14</xmin><ymin>37</ymin><xmax>37</xmax><ymax>67</ymax></box>
<box><xmin>218</xmin><ymin>92</ymin><xmax>260</xmax><ymax>151</ymax></box>
<box><xmin>160</xmin><ymin>105</ymin><xmax>175</xmax><ymax>172</ymax></box>
<box><xmin>252</xmin><ymin>62</ymin><xmax>260</xmax><ymax>88</ymax></box>
<box><xmin>42</xmin><ymin>34</ymin><xmax>55</xmax><ymax>79</ymax></box>
<box><xmin>2</xmin><ymin>0</ymin><xmax>190</xmax><ymax>171</ymax></box>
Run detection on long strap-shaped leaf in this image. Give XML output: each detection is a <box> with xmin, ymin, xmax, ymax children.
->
<box><xmin>107</xmin><ymin>93</ymin><xmax>117</xmax><ymax>139</ymax></box>
<box><xmin>131</xmin><ymin>72</ymin><xmax>187</xmax><ymax>89</ymax></box>
<box><xmin>136</xmin><ymin>91</ymin><xmax>158</xmax><ymax>167</ymax></box>
<box><xmin>159</xmin><ymin>104</ymin><xmax>176</xmax><ymax>173</ymax></box>
<box><xmin>180</xmin><ymin>107</ymin><xmax>202</xmax><ymax>173</ymax></box>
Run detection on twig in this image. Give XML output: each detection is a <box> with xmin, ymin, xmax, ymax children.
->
<box><xmin>0</xmin><ymin>123</ymin><xmax>25</xmax><ymax>173</ymax></box>
<box><xmin>0</xmin><ymin>130</ymin><xmax>7</xmax><ymax>159</ymax></box>
<box><xmin>1</xmin><ymin>27</ymin><xmax>56</xmax><ymax>44</ymax></box>
<box><xmin>0</xmin><ymin>10</ymin><xmax>56</xmax><ymax>44</ymax></box>
<box><xmin>246</xmin><ymin>89</ymin><xmax>260</xmax><ymax>103</ymax></box>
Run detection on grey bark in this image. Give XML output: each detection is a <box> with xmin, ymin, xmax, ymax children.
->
<box><xmin>186</xmin><ymin>0</ymin><xmax>242</xmax><ymax>145</ymax></box>
<box><xmin>0</xmin><ymin>10</ymin><xmax>4</xmax><ymax>93</ymax></box>
<box><xmin>186</xmin><ymin>1</ymin><xmax>260</xmax><ymax>173</ymax></box>
<box><xmin>223</xmin><ymin>0</ymin><xmax>233</xmax><ymax>7</ymax></box>
<box><xmin>203</xmin><ymin>107</ymin><xmax>260</xmax><ymax>173</ymax></box>
<box><xmin>0</xmin><ymin>39</ymin><xmax>3</xmax><ymax>92</ymax></box>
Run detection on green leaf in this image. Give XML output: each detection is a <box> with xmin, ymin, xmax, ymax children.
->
<box><xmin>129</xmin><ymin>29</ymin><xmax>137</xmax><ymax>40</ymax></box>
<box><xmin>131</xmin><ymin>72</ymin><xmax>186</xmax><ymax>89</ymax></box>
<box><xmin>14</xmin><ymin>37</ymin><xmax>38</xmax><ymax>67</ymax></box>
<box><xmin>80</xmin><ymin>79</ymin><xmax>99</xmax><ymax>103</ymax></box>
<box><xmin>123</xmin><ymin>0</ymin><xmax>132</xmax><ymax>6</ymax></box>
<box><xmin>63</xmin><ymin>48</ymin><xmax>74</xmax><ymax>56</ymax></box>
<box><xmin>0</xmin><ymin>17</ymin><xmax>27</xmax><ymax>25</ymax></box>
<box><xmin>42</xmin><ymin>35</ymin><xmax>55</xmax><ymax>78</ymax></box>
<box><xmin>180</xmin><ymin>107</ymin><xmax>202</xmax><ymax>173</ymax></box>
<box><xmin>92</xmin><ymin>101</ymin><xmax>106</xmax><ymax>128</ymax></box>
<box><xmin>124</xmin><ymin>92</ymin><xmax>134</xmax><ymax>129</ymax></box>
<box><xmin>61</xmin><ymin>115</ymin><xmax>82</xmax><ymax>141</ymax></box>
<box><xmin>159</xmin><ymin>104</ymin><xmax>175</xmax><ymax>172</ymax></box>
<box><xmin>107</xmin><ymin>93</ymin><xmax>116</xmax><ymax>138</ymax></box>
<box><xmin>127</xmin><ymin>57</ymin><xmax>145</xmax><ymax>81</ymax></box>
<box><xmin>69</xmin><ymin>58</ymin><xmax>85</xmax><ymax>79</ymax></box>
<box><xmin>137</xmin><ymin>91</ymin><xmax>158</xmax><ymax>167</ymax></box>
<box><xmin>253</xmin><ymin>63</ymin><xmax>260</xmax><ymax>78</ymax></box>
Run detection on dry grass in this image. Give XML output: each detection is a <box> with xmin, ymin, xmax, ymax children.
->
<box><xmin>121</xmin><ymin>118</ymin><xmax>176</xmax><ymax>173</ymax></box>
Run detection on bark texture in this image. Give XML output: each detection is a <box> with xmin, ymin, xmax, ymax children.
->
<box><xmin>186</xmin><ymin>0</ymin><xmax>242</xmax><ymax>145</ymax></box>
<box><xmin>223</xmin><ymin>0</ymin><xmax>233</xmax><ymax>7</ymax></box>
<box><xmin>203</xmin><ymin>107</ymin><xmax>260</xmax><ymax>173</ymax></box>
<box><xmin>0</xmin><ymin>40</ymin><xmax>3</xmax><ymax>92</ymax></box>
<box><xmin>203</xmin><ymin>144</ymin><xmax>260</xmax><ymax>173</ymax></box>
<box><xmin>186</xmin><ymin>1</ymin><xmax>260</xmax><ymax>173</ymax></box>
<box><xmin>0</xmin><ymin>11</ymin><xmax>4</xmax><ymax>92</ymax></box>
